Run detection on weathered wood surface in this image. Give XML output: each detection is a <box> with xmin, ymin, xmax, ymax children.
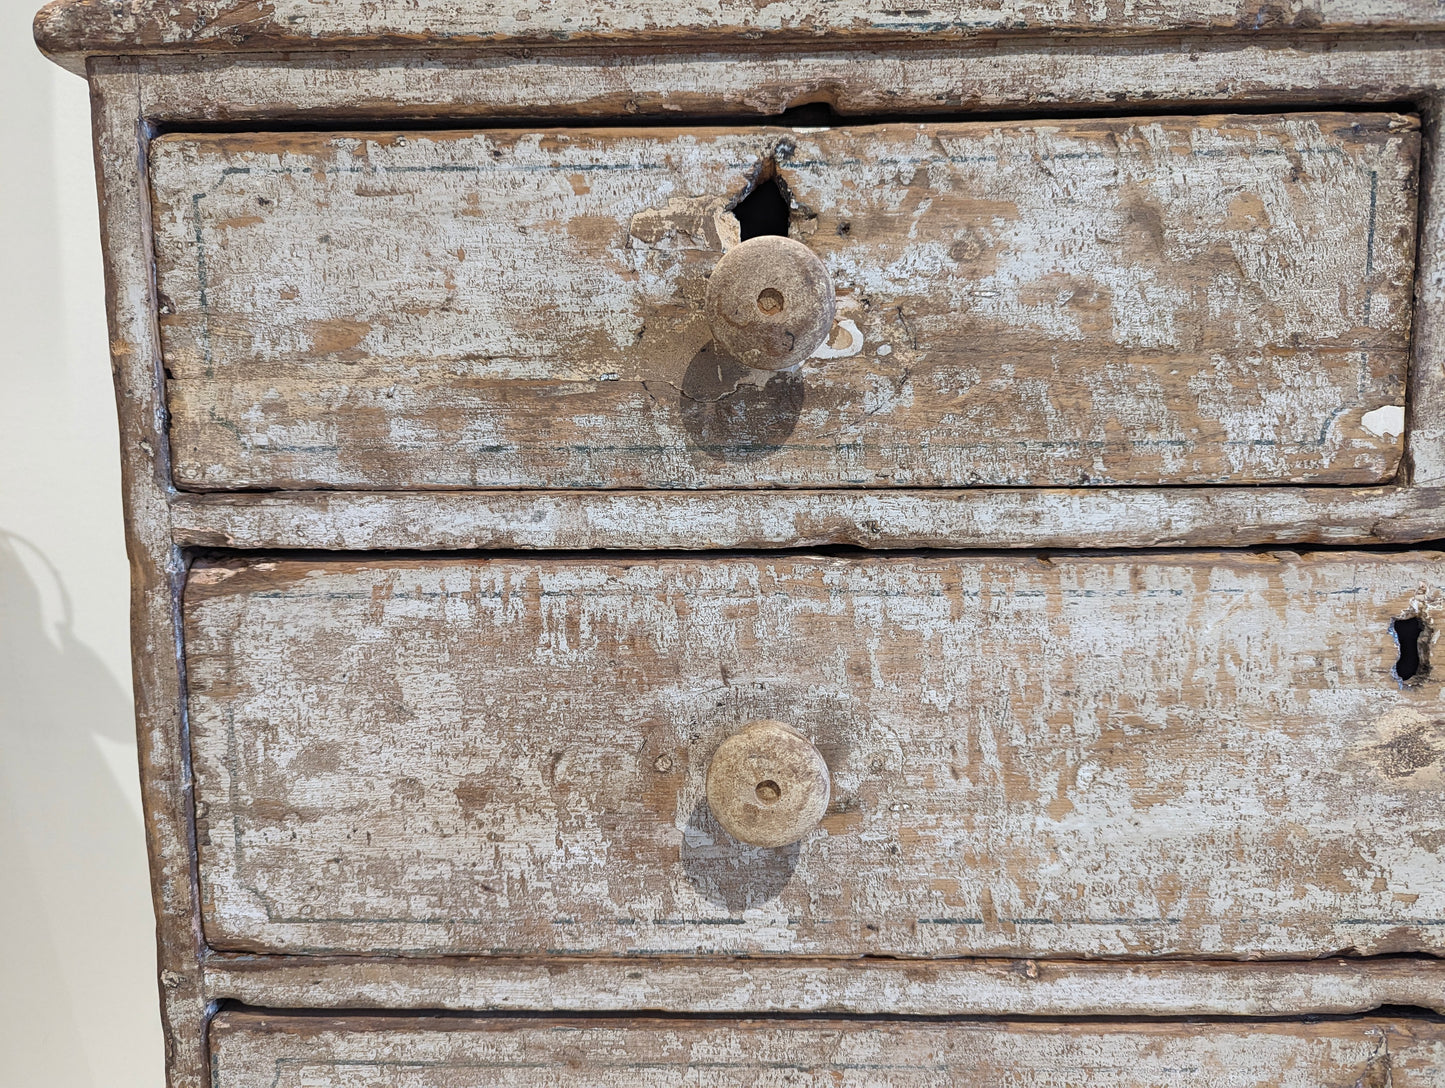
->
<box><xmin>108</xmin><ymin>38</ymin><xmax>1445</xmax><ymax>127</ymax></box>
<box><xmin>186</xmin><ymin>551</ymin><xmax>1445</xmax><ymax>958</ymax></box>
<box><xmin>89</xmin><ymin>70</ymin><xmax>210</xmax><ymax>1088</ymax></box>
<box><xmin>210</xmin><ymin>1011</ymin><xmax>1444</xmax><ymax>1088</ymax></box>
<box><xmin>63</xmin><ymin>26</ymin><xmax>1445</xmax><ymax>1088</ymax></box>
<box><xmin>1410</xmin><ymin>96</ymin><xmax>1445</xmax><ymax>487</ymax></box>
<box><xmin>169</xmin><ymin>485</ymin><xmax>1445</xmax><ymax>551</ymax></box>
<box><xmin>203</xmin><ymin>955</ymin><xmax>1445</xmax><ymax>1016</ymax></box>
<box><xmin>151</xmin><ymin>113</ymin><xmax>1417</xmax><ymax>491</ymax></box>
<box><xmin>35</xmin><ymin>0</ymin><xmax>1445</xmax><ymax>76</ymax></box>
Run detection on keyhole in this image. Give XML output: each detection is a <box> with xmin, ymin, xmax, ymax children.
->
<box><xmin>734</xmin><ymin>173</ymin><xmax>791</xmax><ymax>240</ymax></box>
<box><xmin>755</xmin><ymin>780</ymin><xmax>782</xmax><ymax>804</ymax></box>
<box><xmin>757</xmin><ymin>288</ymin><xmax>785</xmax><ymax>315</ymax></box>
<box><xmin>1392</xmin><ymin>615</ymin><xmax>1429</xmax><ymax>685</ymax></box>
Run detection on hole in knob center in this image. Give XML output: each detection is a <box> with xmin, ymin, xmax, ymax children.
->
<box><xmin>756</xmin><ymin>288</ymin><xmax>785</xmax><ymax>315</ymax></box>
<box><xmin>755</xmin><ymin>779</ymin><xmax>782</xmax><ymax>804</ymax></box>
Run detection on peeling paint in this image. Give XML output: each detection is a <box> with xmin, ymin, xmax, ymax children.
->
<box><xmin>186</xmin><ymin>551</ymin><xmax>1445</xmax><ymax>959</ymax></box>
<box><xmin>207</xmin><ymin>1011</ymin><xmax>1445</xmax><ymax>1088</ymax></box>
<box><xmin>150</xmin><ymin>114</ymin><xmax>1417</xmax><ymax>490</ymax></box>
<box><xmin>1363</xmin><ymin>404</ymin><xmax>1407</xmax><ymax>438</ymax></box>
<box><xmin>812</xmin><ymin>317</ymin><xmax>863</xmax><ymax>359</ymax></box>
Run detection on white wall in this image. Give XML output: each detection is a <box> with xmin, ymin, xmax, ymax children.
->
<box><xmin>0</xmin><ymin>1</ymin><xmax>166</xmax><ymax>1083</ymax></box>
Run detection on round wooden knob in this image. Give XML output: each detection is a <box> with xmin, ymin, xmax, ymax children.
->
<box><xmin>705</xmin><ymin>236</ymin><xmax>836</xmax><ymax>371</ymax></box>
<box><xmin>705</xmin><ymin>720</ymin><xmax>830</xmax><ymax>848</ymax></box>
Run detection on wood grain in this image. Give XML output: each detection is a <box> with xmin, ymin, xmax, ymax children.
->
<box><xmin>58</xmin><ymin>27</ymin><xmax>1445</xmax><ymax>1088</ymax></box>
<box><xmin>200</xmin><ymin>954</ymin><xmax>1445</xmax><ymax>1016</ymax></box>
<box><xmin>106</xmin><ymin>38</ymin><xmax>1445</xmax><ymax>127</ymax></box>
<box><xmin>1408</xmin><ymin>97</ymin><xmax>1445</xmax><ymax>486</ymax></box>
<box><xmin>209</xmin><ymin>1011</ymin><xmax>1444</xmax><ymax>1088</ymax></box>
<box><xmin>36</xmin><ymin>0</ymin><xmax>1445</xmax><ymax>76</ymax></box>
<box><xmin>151</xmin><ymin>113</ymin><xmax>1417</xmax><ymax>491</ymax></box>
<box><xmin>185</xmin><ymin>550</ymin><xmax>1445</xmax><ymax>959</ymax></box>
<box><xmin>89</xmin><ymin>70</ymin><xmax>211</xmax><ymax>1088</ymax></box>
<box><xmin>168</xmin><ymin>484</ymin><xmax>1445</xmax><ymax>552</ymax></box>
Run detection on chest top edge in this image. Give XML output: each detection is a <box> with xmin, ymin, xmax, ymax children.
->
<box><xmin>34</xmin><ymin>0</ymin><xmax>1445</xmax><ymax>77</ymax></box>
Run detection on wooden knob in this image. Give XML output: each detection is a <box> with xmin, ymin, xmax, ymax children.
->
<box><xmin>705</xmin><ymin>236</ymin><xmax>836</xmax><ymax>371</ymax></box>
<box><xmin>705</xmin><ymin>720</ymin><xmax>830</xmax><ymax>848</ymax></box>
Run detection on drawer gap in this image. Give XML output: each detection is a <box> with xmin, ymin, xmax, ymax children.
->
<box><xmin>148</xmin><ymin>97</ymin><xmax>1426</xmax><ymax>137</ymax></box>
<box><xmin>206</xmin><ymin>999</ymin><xmax>1445</xmax><ymax>1026</ymax></box>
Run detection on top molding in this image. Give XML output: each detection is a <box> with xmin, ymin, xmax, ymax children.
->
<box><xmin>33</xmin><ymin>0</ymin><xmax>1445</xmax><ymax>75</ymax></box>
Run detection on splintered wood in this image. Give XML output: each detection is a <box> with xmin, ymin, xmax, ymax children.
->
<box><xmin>208</xmin><ymin>1011</ymin><xmax>1443</xmax><ymax>1087</ymax></box>
<box><xmin>184</xmin><ymin>551</ymin><xmax>1445</xmax><ymax>959</ymax></box>
<box><xmin>150</xmin><ymin>113</ymin><xmax>1417</xmax><ymax>490</ymax></box>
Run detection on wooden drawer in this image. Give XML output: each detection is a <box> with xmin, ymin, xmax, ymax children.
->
<box><xmin>185</xmin><ymin>550</ymin><xmax>1443</xmax><ymax>958</ymax></box>
<box><xmin>210</xmin><ymin>1011</ymin><xmax>1443</xmax><ymax>1087</ymax></box>
<box><xmin>152</xmin><ymin>112</ymin><xmax>1418</xmax><ymax>492</ymax></box>
<box><xmin>41</xmin><ymin>4</ymin><xmax>1445</xmax><ymax>1083</ymax></box>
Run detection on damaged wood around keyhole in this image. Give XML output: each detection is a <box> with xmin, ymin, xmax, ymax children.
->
<box><xmin>1391</xmin><ymin>614</ymin><xmax>1430</xmax><ymax>686</ymax></box>
<box><xmin>732</xmin><ymin>158</ymin><xmax>794</xmax><ymax>240</ymax></box>
<box><xmin>681</xmin><ymin>151</ymin><xmax>805</xmax><ymax>459</ymax></box>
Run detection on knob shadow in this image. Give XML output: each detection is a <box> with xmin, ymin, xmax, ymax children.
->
<box><xmin>678</xmin><ymin>342</ymin><xmax>803</xmax><ymax>461</ymax></box>
<box><xmin>679</xmin><ymin>796</ymin><xmax>801</xmax><ymax>912</ymax></box>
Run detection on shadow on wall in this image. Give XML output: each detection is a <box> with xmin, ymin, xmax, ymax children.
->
<box><xmin>0</xmin><ymin>532</ymin><xmax>155</xmax><ymax>1086</ymax></box>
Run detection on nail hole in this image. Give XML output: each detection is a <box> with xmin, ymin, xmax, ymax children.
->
<box><xmin>755</xmin><ymin>780</ymin><xmax>782</xmax><ymax>804</ymax></box>
<box><xmin>1391</xmin><ymin>615</ymin><xmax>1430</xmax><ymax>686</ymax></box>
<box><xmin>757</xmin><ymin>287</ymin><xmax>785</xmax><ymax>315</ymax></box>
<box><xmin>734</xmin><ymin>170</ymin><xmax>792</xmax><ymax>240</ymax></box>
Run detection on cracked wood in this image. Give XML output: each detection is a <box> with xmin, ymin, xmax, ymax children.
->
<box><xmin>184</xmin><ymin>550</ymin><xmax>1445</xmax><ymax>958</ymax></box>
<box><xmin>150</xmin><ymin>112</ymin><xmax>1417</xmax><ymax>491</ymax></box>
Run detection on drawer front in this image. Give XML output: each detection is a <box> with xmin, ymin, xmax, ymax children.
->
<box><xmin>211</xmin><ymin>1012</ymin><xmax>1441</xmax><ymax>1087</ymax></box>
<box><xmin>185</xmin><ymin>551</ymin><xmax>1443</xmax><ymax>958</ymax></box>
<box><xmin>152</xmin><ymin>112</ymin><xmax>1417</xmax><ymax>491</ymax></box>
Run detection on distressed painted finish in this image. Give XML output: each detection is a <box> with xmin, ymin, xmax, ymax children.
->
<box><xmin>185</xmin><ymin>551</ymin><xmax>1445</xmax><ymax>959</ymax></box>
<box><xmin>102</xmin><ymin>38</ymin><xmax>1445</xmax><ymax>126</ymax></box>
<box><xmin>151</xmin><ymin>113</ymin><xmax>1417</xmax><ymax>491</ymax></box>
<box><xmin>85</xmin><ymin>71</ymin><xmax>211</xmax><ymax>1088</ymax></box>
<box><xmin>169</xmin><ymin>484</ymin><xmax>1445</xmax><ymax>551</ymax></box>
<box><xmin>202</xmin><ymin>954</ymin><xmax>1445</xmax><ymax>1016</ymax></box>
<box><xmin>45</xmin><ymin>22</ymin><xmax>1445</xmax><ymax>1088</ymax></box>
<box><xmin>35</xmin><ymin>1</ymin><xmax>1445</xmax><ymax>76</ymax></box>
<box><xmin>1410</xmin><ymin>96</ymin><xmax>1445</xmax><ymax>486</ymax></box>
<box><xmin>210</xmin><ymin>1011</ymin><xmax>1443</xmax><ymax>1088</ymax></box>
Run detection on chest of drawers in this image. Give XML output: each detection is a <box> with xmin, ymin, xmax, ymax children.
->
<box><xmin>35</xmin><ymin>2</ymin><xmax>1445</xmax><ymax>1084</ymax></box>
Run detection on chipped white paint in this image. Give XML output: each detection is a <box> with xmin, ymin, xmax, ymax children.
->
<box><xmin>1363</xmin><ymin>707</ymin><xmax>1445</xmax><ymax>791</ymax></box>
<box><xmin>56</xmin><ymin>29</ymin><xmax>1445</xmax><ymax>1088</ymax></box>
<box><xmin>208</xmin><ymin>1012</ymin><xmax>1445</xmax><ymax>1088</ymax></box>
<box><xmin>1363</xmin><ymin>403</ymin><xmax>1407</xmax><ymax>437</ymax></box>
<box><xmin>34</xmin><ymin>0</ymin><xmax>1445</xmax><ymax>75</ymax></box>
<box><xmin>186</xmin><ymin>551</ymin><xmax>1445</xmax><ymax>959</ymax></box>
<box><xmin>150</xmin><ymin>113</ymin><xmax>1415</xmax><ymax>490</ymax></box>
<box><xmin>167</xmin><ymin>485</ymin><xmax>1445</xmax><ymax>552</ymax></box>
<box><xmin>102</xmin><ymin>41</ymin><xmax>1445</xmax><ymax>130</ymax></box>
<box><xmin>202</xmin><ymin>955</ymin><xmax>1445</xmax><ymax>1017</ymax></box>
<box><xmin>811</xmin><ymin>318</ymin><xmax>862</xmax><ymax>359</ymax></box>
